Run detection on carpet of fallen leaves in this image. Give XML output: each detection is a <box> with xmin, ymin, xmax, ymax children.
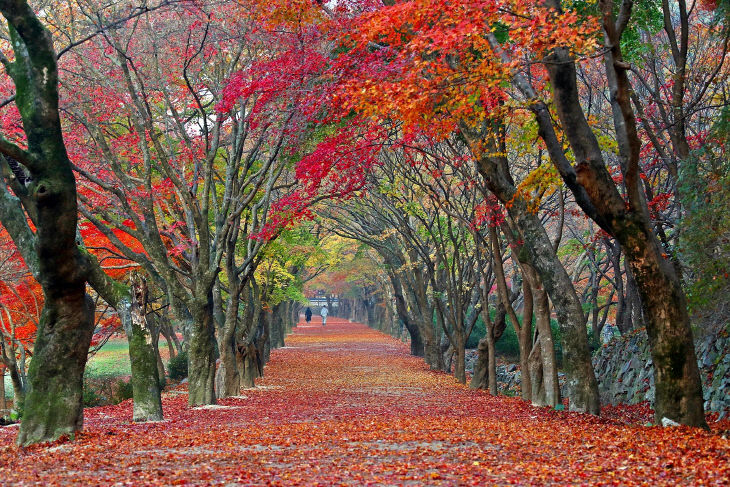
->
<box><xmin>0</xmin><ymin>318</ymin><xmax>728</xmax><ymax>486</ymax></box>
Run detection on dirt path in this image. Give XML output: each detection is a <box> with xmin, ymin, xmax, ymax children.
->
<box><xmin>0</xmin><ymin>318</ymin><xmax>727</xmax><ymax>485</ymax></box>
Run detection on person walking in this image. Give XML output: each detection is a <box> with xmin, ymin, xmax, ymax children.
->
<box><xmin>305</xmin><ymin>307</ymin><xmax>312</xmax><ymax>323</ymax></box>
<box><xmin>320</xmin><ymin>305</ymin><xmax>328</xmax><ymax>326</ymax></box>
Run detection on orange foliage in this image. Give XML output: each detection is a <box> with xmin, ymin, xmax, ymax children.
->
<box><xmin>0</xmin><ymin>228</ymin><xmax>40</xmax><ymax>352</ymax></box>
<box><xmin>0</xmin><ymin>319</ymin><xmax>727</xmax><ymax>484</ymax></box>
<box><xmin>80</xmin><ymin>220</ymin><xmax>145</xmax><ymax>279</ymax></box>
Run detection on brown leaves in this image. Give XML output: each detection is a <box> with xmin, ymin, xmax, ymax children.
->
<box><xmin>0</xmin><ymin>318</ymin><xmax>727</xmax><ymax>485</ymax></box>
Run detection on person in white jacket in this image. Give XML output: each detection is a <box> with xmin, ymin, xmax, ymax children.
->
<box><xmin>320</xmin><ymin>305</ymin><xmax>328</xmax><ymax>326</ymax></box>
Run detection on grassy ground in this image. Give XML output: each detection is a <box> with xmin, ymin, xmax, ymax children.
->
<box><xmin>3</xmin><ymin>337</ymin><xmax>175</xmax><ymax>399</ymax></box>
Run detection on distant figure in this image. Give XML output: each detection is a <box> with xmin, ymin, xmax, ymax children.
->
<box><xmin>320</xmin><ymin>305</ymin><xmax>328</xmax><ymax>326</ymax></box>
<box><xmin>305</xmin><ymin>307</ymin><xmax>312</xmax><ymax>323</ymax></box>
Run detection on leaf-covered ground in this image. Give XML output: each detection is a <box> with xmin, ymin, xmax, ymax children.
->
<box><xmin>0</xmin><ymin>319</ymin><xmax>728</xmax><ymax>485</ymax></box>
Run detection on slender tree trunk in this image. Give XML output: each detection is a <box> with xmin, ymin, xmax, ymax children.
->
<box><xmin>524</xmin><ymin>266</ymin><xmax>560</xmax><ymax>407</ymax></box>
<box><xmin>161</xmin><ymin>323</ymin><xmax>177</xmax><ymax>359</ymax></box>
<box><xmin>453</xmin><ymin>332</ymin><xmax>467</xmax><ymax>384</ymax></box>
<box><xmin>124</xmin><ymin>276</ymin><xmax>163</xmax><ymax>421</ymax></box>
<box><xmin>0</xmin><ymin>367</ymin><xmax>6</xmax><ymax>413</ymax></box>
<box><xmin>461</xmin><ymin>122</ymin><xmax>600</xmax><ymax>414</ymax></box>
<box><xmin>519</xmin><ymin>280</ymin><xmax>534</xmax><ymax>402</ymax></box>
<box><xmin>392</xmin><ymin>270</ymin><xmax>426</xmax><ymax>355</ymax></box>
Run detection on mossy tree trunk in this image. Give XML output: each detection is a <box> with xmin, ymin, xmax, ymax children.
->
<box><xmin>126</xmin><ymin>275</ymin><xmax>163</xmax><ymax>421</ymax></box>
<box><xmin>0</xmin><ymin>2</ymin><xmax>101</xmax><ymax>445</ymax></box>
<box><xmin>187</xmin><ymin>291</ymin><xmax>217</xmax><ymax>406</ymax></box>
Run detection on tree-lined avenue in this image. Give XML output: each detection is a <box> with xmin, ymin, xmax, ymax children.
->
<box><xmin>0</xmin><ymin>318</ymin><xmax>727</xmax><ymax>485</ymax></box>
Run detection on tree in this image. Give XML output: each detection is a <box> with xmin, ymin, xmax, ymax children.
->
<box><xmin>0</xmin><ymin>0</ymin><xmax>96</xmax><ymax>445</ymax></box>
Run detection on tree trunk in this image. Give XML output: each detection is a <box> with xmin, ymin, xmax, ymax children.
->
<box><xmin>453</xmin><ymin>332</ymin><xmax>466</xmax><ymax>384</ymax></box>
<box><xmin>518</xmin><ymin>280</ymin><xmax>534</xmax><ymax>402</ymax></box>
<box><xmin>125</xmin><ymin>276</ymin><xmax>163</xmax><ymax>421</ymax></box>
<box><xmin>161</xmin><ymin>323</ymin><xmax>177</xmax><ymax>359</ymax></box>
<box><xmin>470</xmin><ymin>337</ymin><xmax>490</xmax><ymax>391</ymax></box>
<box><xmin>17</xmin><ymin>293</ymin><xmax>95</xmax><ymax>446</ymax></box>
<box><xmin>216</xmin><ymin>342</ymin><xmax>241</xmax><ymax>398</ymax></box>
<box><xmin>623</xmin><ymin>234</ymin><xmax>707</xmax><ymax>426</ymax></box>
<box><xmin>538</xmin><ymin>2</ymin><xmax>706</xmax><ymax>424</ymax></box>
<box><xmin>524</xmin><ymin>267</ymin><xmax>560</xmax><ymax>407</ymax></box>
<box><xmin>528</xmin><ymin>336</ymin><xmax>546</xmax><ymax>406</ymax></box>
<box><xmin>240</xmin><ymin>342</ymin><xmax>260</xmax><ymax>388</ymax></box>
<box><xmin>187</xmin><ymin>292</ymin><xmax>217</xmax><ymax>406</ymax></box>
<box><xmin>0</xmin><ymin>367</ymin><xmax>6</xmax><ymax>413</ymax></box>
<box><xmin>0</xmin><ymin>3</ymin><xmax>101</xmax><ymax>446</ymax></box>
<box><xmin>461</xmin><ymin>120</ymin><xmax>600</xmax><ymax>414</ymax></box>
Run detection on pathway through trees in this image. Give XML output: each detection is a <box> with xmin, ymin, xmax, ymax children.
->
<box><xmin>0</xmin><ymin>319</ymin><xmax>728</xmax><ymax>485</ymax></box>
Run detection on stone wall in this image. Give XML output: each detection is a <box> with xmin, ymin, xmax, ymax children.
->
<box><xmin>592</xmin><ymin>324</ymin><xmax>730</xmax><ymax>417</ymax></box>
<box><xmin>466</xmin><ymin>324</ymin><xmax>729</xmax><ymax>417</ymax></box>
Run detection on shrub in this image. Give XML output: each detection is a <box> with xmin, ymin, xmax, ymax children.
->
<box><xmin>466</xmin><ymin>310</ymin><xmax>563</xmax><ymax>363</ymax></box>
<box><xmin>83</xmin><ymin>381</ymin><xmax>102</xmax><ymax>407</ymax></box>
<box><xmin>168</xmin><ymin>350</ymin><xmax>188</xmax><ymax>381</ymax></box>
<box><xmin>114</xmin><ymin>379</ymin><xmax>134</xmax><ymax>403</ymax></box>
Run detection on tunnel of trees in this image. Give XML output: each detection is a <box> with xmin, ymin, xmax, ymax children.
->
<box><xmin>0</xmin><ymin>0</ymin><xmax>727</xmax><ymax>445</ymax></box>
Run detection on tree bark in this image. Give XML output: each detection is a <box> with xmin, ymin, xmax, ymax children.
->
<box><xmin>126</xmin><ymin>275</ymin><xmax>163</xmax><ymax>421</ymax></box>
<box><xmin>187</xmin><ymin>292</ymin><xmax>217</xmax><ymax>406</ymax></box>
<box><xmin>18</xmin><ymin>293</ymin><xmax>95</xmax><ymax>446</ymax></box>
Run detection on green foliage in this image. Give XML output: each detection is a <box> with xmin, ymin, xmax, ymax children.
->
<box><xmin>115</xmin><ymin>379</ymin><xmax>134</xmax><ymax>402</ymax></box>
<box><xmin>678</xmin><ymin>107</ymin><xmax>730</xmax><ymax>315</ymax></box>
<box><xmin>466</xmin><ymin>309</ymin><xmax>563</xmax><ymax>363</ymax></box>
<box><xmin>619</xmin><ymin>0</ymin><xmax>664</xmax><ymax>63</ymax></box>
<box><xmin>168</xmin><ymin>350</ymin><xmax>189</xmax><ymax>381</ymax></box>
<box><xmin>86</xmin><ymin>340</ymin><xmax>132</xmax><ymax>378</ymax></box>
<box><xmin>83</xmin><ymin>378</ymin><xmax>135</xmax><ymax>407</ymax></box>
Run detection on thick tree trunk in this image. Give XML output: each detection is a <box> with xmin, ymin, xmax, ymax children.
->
<box><xmin>216</xmin><ymin>343</ymin><xmax>241</xmax><ymax>398</ymax></box>
<box><xmin>538</xmin><ymin>2</ymin><xmax>706</xmax><ymax>424</ymax></box>
<box><xmin>0</xmin><ymin>3</ymin><xmax>102</xmax><ymax>446</ymax></box>
<box><xmin>423</xmin><ymin>335</ymin><xmax>444</xmax><ymax>371</ymax></box>
<box><xmin>187</xmin><ymin>292</ymin><xmax>217</xmax><ymax>406</ymax></box>
<box><xmin>215</xmin><ymin>283</ymin><xmax>241</xmax><ymax>399</ymax></box>
<box><xmin>240</xmin><ymin>343</ymin><xmax>260</xmax><ymax>389</ymax></box>
<box><xmin>528</xmin><ymin>337</ymin><xmax>546</xmax><ymax>406</ymax></box>
<box><xmin>453</xmin><ymin>332</ymin><xmax>466</xmax><ymax>384</ymax></box>
<box><xmin>270</xmin><ymin>303</ymin><xmax>285</xmax><ymax>349</ymax></box>
<box><xmin>17</xmin><ymin>293</ymin><xmax>95</xmax><ymax>446</ymax></box>
<box><xmin>623</xmin><ymin>234</ymin><xmax>706</xmax><ymax>426</ymax></box>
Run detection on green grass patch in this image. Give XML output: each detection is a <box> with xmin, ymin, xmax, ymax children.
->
<box><xmin>4</xmin><ymin>335</ymin><xmax>178</xmax><ymax>399</ymax></box>
<box><xmin>85</xmin><ymin>338</ymin><xmax>132</xmax><ymax>379</ymax></box>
